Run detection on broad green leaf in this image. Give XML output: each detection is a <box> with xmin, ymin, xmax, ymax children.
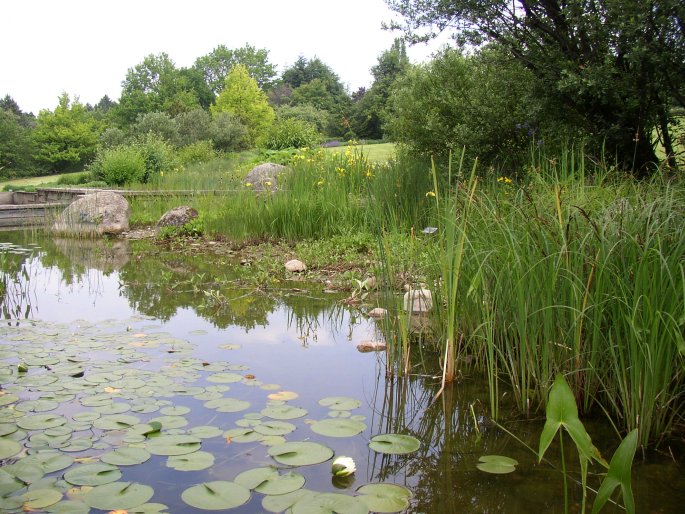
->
<box><xmin>203</xmin><ymin>397</ymin><xmax>250</xmax><ymax>413</ymax></box>
<box><xmin>253</xmin><ymin>420</ymin><xmax>297</xmax><ymax>436</ymax></box>
<box><xmin>146</xmin><ymin>434</ymin><xmax>202</xmax><ymax>456</ymax></box>
<box><xmin>22</xmin><ymin>488</ymin><xmax>63</xmax><ymax>509</ymax></box>
<box><xmin>128</xmin><ymin>502</ymin><xmax>170</xmax><ymax>514</ymax></box>
<box><xmin>268</xmin><ymin>441</ymin><xmax>334</xmax><ymax>466</ymax></box>
<box><xmin>4</xmin><ymin>461</ymin><xmax>45</xmax><ymax>482</ymax></box>
<box><xmin>291</xmin><ymin>492</ymin><xmax>368</xmax><ymax>514</ymax></box>
<box><xmin>476</xmin><ymin>455</ymin><xmax>519</xmax><ymax>474</ymax></box>
<box><xmin>83</xmin><ymin>481</ymin><xmax>154</xmax><ymax>510</ymax></box>
<box><xmin>167</xmin><ymin>451</ymin><xmax>215</xmax><ymax>471</ymax></box>
<box><xmin>22</xmin><ymin>452</ymin><xmax>74</xmax><ymax>474</ymax></box>
<box><xmin>369</xmin><ymin>434</ymin><xmax>420</xmax><ymax>455</ymax></box>
<box><xmin>93</xmin><ymin>414</ymin><xmax>141</xmax><ymax>430</ymax></box>
<box><xmin>17</xmin><ymin>413</ymin><xmax>67</xmax><ymax>430</ymax></box>
<box><xmin>188</xmin><ymin>425</ymin><xmax>224</xmax><ymax>439</ymax></box>
<box><xmin>181</xmin><ymin>481</ymin><xmax>250</xmax><ymax>510</ymax></box>
<box><xmin>310</xmin><ymin>418</ymin><xmax>367</xmax><ymax>438</ymax></box>
<box><xmin>591</xmin><ymin>429</ymin><xmax>638</xmax><ymax>514</ymax></box>
<box><xmin>262</xmin><ymin>489</ymin><xmax>317</xmax><ymax>513</ymax></box>
<box><xmin>101</xmin><ymin>447</ymin><xmax>152</xmax><ymax>466</ymax></box>
<box><xmin>45</xmin><ymin>500</ymin><xmax>91</xmax><ymax>513</ymax></box>
<box><xmin>206</xmin><ymin>372</ymin><xmax>244</xmax><ymax>383</ymax></box>
<box><xmin>318</xmin><ymin>396</ymin><xmax>361</xmax><ymax>411</ymax></box>
<box><xmin>0</xmin><ymin>438</ymin><xmax>22</xmax><ymax>460</ymax></box>
<box><xmin>224</xmin><ymin>427</ymin><xmax>263</xmax><ymax>443</ymax></box>
<box><xmin>261</xmin><ymin>404</ymin><xmax>308</xmax><ymax>420</ymax></box>
<box><xmin>234</xmin><ymin>466</ymin><xmax>305</xmax><ymax>495</ymax></box>
<box><xmin>64</xmin><ymin>463</ymin><xmax>122</xmax><ymax>486</ymax></box>
<box><xmin>357</xmin><ymin>483</ymin><xmax>413</xmax><ymax>513</ymax></box>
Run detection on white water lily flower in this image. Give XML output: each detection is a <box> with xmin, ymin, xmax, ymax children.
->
<box><xmin>331</xmin><ymin>456</ymin><xmax>356</xmax><ymax>477</ymax></box>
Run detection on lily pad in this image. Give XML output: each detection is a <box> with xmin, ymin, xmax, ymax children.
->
<box><xmin>369</xmin><ymin>434</ymin><xmax>420</xmax><ymax>455</ymax></box>
<box><xmin>16</xmin><ymin>399</ymin><xmax>60</xmax><ymax>412</ymax></box>
<box><xmin>93</xmin><ymin>414</ymin><xmax>141</xmax><ymax>430</ymax></box>
<box><xmin>4</xmin><ymin>461</ymin><xmax>45</xmax><ymax>482</ymax></box>
<box><xmin>234</xmin><ymin>466</ymin><xmax>305</xmax><ymax>495</ymax></box>
<box><xmin>83</xmin><ymin>481</ymin><xmax>154</xmax><ymax>510</ymax></box>
<box><xmin>146</xmin><ymin>434</ymin><xmax>202</xmax><ymax>456</ymax></box>
<box><xmin>224</xmin><ymin>427</ymin><xmax>263</xmax><ymax>443</ymax></box>
<box><xmin>188</xmin><ymin>425</ymin><xmax>224</xmax><ymax>439</ymax></box>
<box><xmin>0</xmin><ymin>438</ymin><xmax>22</xmax><ymax>460</ymax></box>
<box><xmin>167</xmin><ymin>451</ymin><xmax>215</xmax><ymax>471</ymax></box>
<box><xmin>262</xmin><ymin>489</ymin><xmax>317</xmax><ymax>513</ymax></box>
<box><xmin>64</xmin><ymin>463</ymin><xmax>122</xmax><ymax>486</ymax></box>
<box><xmin>45</xmin><ymin>499</ymin><xmax>91</xmax><ymax>513</ymax></box>
<box><xmin>291</xmin><ymin>492</ymin><xmax>368</xmax><ymax>514</ymax></box>
<box><xmin>254</xmin><ymin>420</ymin><xmax>297</xmax><ymax>436</ymax></box>
<box><xmin>22</xmin><ymin>452</ymin><xmax>74</xmax><ymax>473</ymax></box>
<box><xmin>310</xmin><ymin>418</ymin><xmax>367</xmax><ymax>438</ymax></box>
<box><xmin>268</xmin><ymin>441</ymin><xmax>334</xmax><ymax>466</ymax></box>
<box><xmin>181</xmin><ymin>481</ymin><xmax>250</xmax><ymax>510</ymax></box>
<box><xmin>206</xmin><ymin>372</ymin><xmax>244</xmax><ymax>383</ymax></box>
<box><xmin>17</xmin><ymin>413</ymin><xmax>68</xmax><ymax>430</ymax></box>
<box><xmin>357</xmin><ymin>483</ymin><xmax>413</xmax><ymax>512</ymax></box>
<box><xmin>267</xmin><ymin>391</ymin><xmax>299</xmax><ymax>401</ymax></box>
<box><xmin>318</xmin><ymin>396</ymin><xmax>361</xmax><ymax>411</ymax></box>
<box><xmin>261</xmin><ymin>404</ymin><xmax>308</xmax><ymax>420</ymax></box>
<box><xmin>22</xmin><ymin>488</ymin><xmax>63</xmax><ymax>509</ymax></box>
<box><xmin>128</xmin><ymin>503</ymin><xmax>170</xmax><ymax>514</ymax></box>
<box><xmin>101</xmin><ymin>447</ymin><xmax>152</xmax><ymax>466</ymax></box>
<box><xmin>476</xmin><ymin>455</ymin><xmax>519</xmax><ymax>474</ymax></box>
<box><xmin>203</xmin><ymin>397</ymin><xmax>250</xmax><ymax>413</ymax></box>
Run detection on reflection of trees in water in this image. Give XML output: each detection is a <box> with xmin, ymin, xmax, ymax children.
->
<box><xmin>0</xmin><ymin>246</ymin><xmax>37</xmax><ymax>320</ymax></box>
<box><xmin>369</xmin><ymin>371</ymin><xmax>541</xmax><ymax>513</ymax></box>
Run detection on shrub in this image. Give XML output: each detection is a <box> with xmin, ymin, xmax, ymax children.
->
<box><xmin>134</xmin><ymin>133</ymin><xmax>179</xmax><ymax>181</ymax></box>
<box><xmin>90</xmin><ymin>146</ymin><xmax>146</xmax><ymax>186</ymax></box>
<box><xmin>132</xmin><ymin>111</ymin><xmax>179</xmax><ymax>144</ymax></box>
<box><xmin>260</xmin><ymin>118</ymin><xmax>321</xmax><ymax>150</ymax></box>
<box><xmin>174</xmin><ymin>108</ymin><xmax>211</xmax><ymax>147</ymax></box>
<box><xmin>56</xmin><ymin>172</ymin><xmax>93</xmax><ymax>186</ymax></box>
<box><xmin>209</xmin><ymin>112</ymin><xmax>249</xmax><ymax>152</ymax></box>
<box><xmin>99</xmin><ymin>127</ymin><xmax>129</xmax><ymax>149</ymax></box>
<box><xmin>177</xmin><ymin>140</ymin><xmax>216</xmax><ymax>165</ymax></box>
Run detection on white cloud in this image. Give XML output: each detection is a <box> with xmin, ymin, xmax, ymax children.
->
<box><xmin>0</xmin><ymin>0</ymin><xmax>448</xmax><ymax>114</ymax></box>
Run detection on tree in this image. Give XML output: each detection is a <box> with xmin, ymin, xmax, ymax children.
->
<box><xmin>0</xmin><ymin>109</ymin><xmax>34</xmax><ymax>175</ymax></box>
<box><xmin>116</xmin><ymin>53</ymin><xmax>201</xmax><ymax>125</ymax></box>
<box><xmin>386</xmin><ymin>0</ymin><xmax>685</xmax><ymax>174</ymax></box>
<box><xmin>210</xmin><ymin>64</ymin><xmax>275</xmax><ymax>145</ymax></box>
<box><xmin>32</xmin><ymin>93</ymin><xmax>101</xmax><ymax>172</ymax></box>
<box><xmin>194</xmin><ymin>44</ymin><xmax>277</xmax><ymax>94</ymax></box>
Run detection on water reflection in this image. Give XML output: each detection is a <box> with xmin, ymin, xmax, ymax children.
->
<box><xmin>1</xmin><ymin>231</ymin><xmax>683</xmax><ymax>513</ymax></box>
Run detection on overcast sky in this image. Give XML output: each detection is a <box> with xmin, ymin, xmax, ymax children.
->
<box><xmin>1</xmin><ymin>0</ymin><xmax>449</xmax><ymax>115</ymax></box>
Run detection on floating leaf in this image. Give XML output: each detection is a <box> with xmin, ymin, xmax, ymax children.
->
<box><xmin>181</xmin><ymin>481</ymin><xmax>250</xmax><ymax>510</ymax></box>
<box><xmin>0</xmin><ymin>423</ymin><xmax>17</xmax><ymax>436</ymax></box>
<box><xmin>44</xmin><ymin>499</ymin><xmax>91</xmax><ymax>513</ymax></box>
<box><xmin>268</xmin><ymin>391</ymin><xmax>299</xmax><ymax>401</ymax></box>
<box><xmin>22</xmin><ymin>488</ymin><xmax>63</xmax><ymax>509</ymax></box>
<box><xmin>160</xmin><ymin>406</ymin><xmax>190</xmax><ymax>416</ymax></box>
<box><xmin>206</xmin><ymin>372</ymin><xmax>244</xmax><ymax>383</ymax></box>
<box><xmin>261</xmin><ymin>404</ymin><xmax>308</xmax><ymax>420</ymax></box>
<box><xmin>148</xmin><ymin>415</ymin><xmax>188</xmax><ymax>429</ymax></box>
<box><xmin>268</xmin><ymin>441</ymin><xmax>333</xmax><ymax>466</ymax></box>
<box><xmin>262</xmin><ymin>489</ymin><xmax>317</xmax><ymax>513</ymax></box>
<box><xmin>17</xmin><ymin>413</ymin><xmax>67</xmax><ymax>430</ymax></box>
<box><xmin>83</xmin><ymin>481</ymin><xmax>154</xmax><ymax>510</ymax></box>
<box><xmin>16</xmin><ymin>399</ymin><xmax>59</xmax><ymax>412</ymax></box>
<box><xmin>23</xmin><ymin>452</ymin><xmax>74</xmax><ymax>473</ymax></box>
<box><xmin>234</xmin><ymin>466</ymin><xmax>305</xmax><ymax>495</ymax></box>
<box><xmin>357</xmin><ymin>483</ymin><xmax>413</xmax><ymax>513</ymax></box>
<box><xmin>4</xmin><ymin>461</ymin><xmax>45</xmax><ymax>482</ymax></box>
<box><xmin>369</xmin><ymin>434</ymin><xmax>420</xmax><ymax>455</ymax></box>
<box><xmin>128</xmin><ymin>502</ymin><xmax>170</xmax><ymax>514</ymax></box>
<box><xmin>101</xmin><ymin>447</ymin><xmax>152</xmax><ymax>466</ymax></box>
<box><xmin>64</xmin><ymin>463</ymin><xmax>122</xmax><ymax>486</ymax></box>
<box><xmin>310</xmin><ymin>418</ymin><xmax>367</xmax><ymax>438</ymax></box>
<box><xmin>0</xmin><ymin>438</ymin><xmax>22</xmax><ymax>460</ymax></box>
<box><xmin>146</xmin><ymin>434</ymin><xmax>201</xmax><ymax>456</ymax></box>
<box><xmin>291</xmin><ymin>492</ymin><xmax>368</xmax><ymax>514</ymax></box>
<box><xmin>223</xmin><ymin>427</ymin><xmax>263</xmax><ymax>443</ymax></box>
<box><xmin>93</xmin><ymin>414</ymin><xmax>141</xmax><ymax>430</ymax></box>
<box><xmin>318</xmin><ymin>397</ymin><xmax>361</xmax><ymax>411</ymax></box>
<box><xmin>167</xmin><ymin>451</ymin><xmax>215</xmax><ymax>471</ymax></box>
<box><xmin>188</xmin><ymin>426</ymin><xmax>223</xmax><ymax>439</ymax></box>
<box><xmin>254</xmin><ymin>420</ymin><xmax>297</xmax><ymax>436</ymax></box>
<box><xmin>203</xmin><ymin>397</ymin><xmax>250</xmax><ymax>413</ymax></box>
<box><xmin>476</xmin><ymin>455</ymin><xmax>519</xmax><ymax>474</ymax></box>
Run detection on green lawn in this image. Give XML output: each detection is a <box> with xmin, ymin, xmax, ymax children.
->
<box><xmin>0</xmin><ymin>172</ymin><xmax>82</xmax><ymax>190</ymax></box>
<box><xmin>324</xmin><ymin>142</ymin><xmax>396</xmax><ymax>163</ymax></box>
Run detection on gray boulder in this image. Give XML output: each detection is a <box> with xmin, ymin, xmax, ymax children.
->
<box><xmin>244</xmin><ymin>163</ymin><xmax>287</xmax><ymax>192</ymax></box>
<box><xmin>53</xmin><ymin>191</ymin><xmax>130</xmax><ymax>236</ymax></box>
<box><xmin>157</xmin><ymin>206</ymin><xmax>198</xmax><ymax>228</ymax></box>
<box><xmin>285</xmin><ymin>259</ymin><xmax>307</xmax><ymax>272</ymax></box>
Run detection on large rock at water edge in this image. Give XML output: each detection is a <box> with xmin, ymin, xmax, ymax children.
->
<box><xmin>285</xmin><ymin>259</ymin><xmax>307</xmax><ymax>272</ymax></box>
<box><xmin>403</xmin><ymin>288</ymin><xmax>433</xmax><ymax>313</ymax></box>
<box><xmin>244</xmin><ymin>163</ymin><xmax>287</xmax><ymax>192</ymax></box>
<box><xmin>157</xmin><ymin>206</ymin><xmax>198</xmax><ymax>228</ymax></box>
<box><xmin>53</xmin><ymin>192</ymin><xmax>130</xmax><ymax>236</ymax></box>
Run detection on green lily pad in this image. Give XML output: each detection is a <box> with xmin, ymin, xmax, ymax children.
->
<box><xmin>128</xmin><ymin>502</ymin><xmax>170</xmax><ymax>514</ymax></box>
<box><xmin>94</xmin><ymin>402</ymin><xmax>132</xmax><ymax>415</ymax></box>
<box><xmin>83</xmin><ymin>481</ymin><xmax>154</xmax><ymax>510</ymax></box>
<box><xmin>3</xmin><ymin>461</ymin><xmax>45</xmax><ymax>482</ymax></box>
<box><xmin>181</xmin><ymin>481</ymin><xmax>250</xmax><ymax>510</ymax></box>
<box><xmin>149</xmin><ymin>415</ymin><xmax>189</xmax><ymax>429</ymax></box>
<box><xmin>310</xmin><ymin>418</ymin><xmax>367</xmax><ymax>438</ymax></box>
<box><xmin>224</xmin><ymin>427</ymin><xmax>263</xmax><ymax>443</ymax></box>
<box><xmin>160</xmin><ymin>405</ymin><xmax>190</xmax><ymax>416</ymax></box>
<box><xmin>254</xmin><ymin>420</ymin><xmax>297</xmax><ymax>436</ymax></box>
<box><xmin>268</xmin><ymin>441</ymin><xmax>333</xmax><ymax>466</ymax></box>
<box><xmin>22</xmin><ymin>488</ymin><xmax>63</xmax><ymax>509</ymax></box>
<box><xmin>0</xmin><ymin>438</ymin><xmax>22</xmax><ymax>460</ymax></box>
<box><xmin>45</xmin><ymin>499</ymin><xmax>91</xmax><ymax>513</ymax></box>
<box><xmin>203</xmin><ymin>397</ymin><xmax>250</xmax><ymax>413</ymax></box>
<box><xmin>17</xmin><ymin>413</ymin><xmax>68</xmax><ymax>430</ymax></box>
<box><xmin>146</xmin><ymin>434</ymin><xmax>202</xmax><ymax>456</ymax></box>
<box><xmin>0</xmin><ymin>393</ymin><xmax>19</xmax><ymax>406</ymax></box>
<box><xmin>167</xmin><ymin>451</ymin><xmax>215</xmax><ymax>471</ymax></box>
<box><xmin>101</xmin><ymin>446</ymin><xmax>152</xmax><ymax>466</ymax></box>
<box><xmin>22</xmin><ymin>452</ymin><xmax>74</xmax><ymax>473</ymax></box>
<box><xmin>206</xmin><ymin>372</ymin><xmax>244</xmax><ymax>383</ymax></box>
<box><xmin>93</xmin><ymin>414</ymin><xmax>141</xmax><ymax>430</ymax></box>
<box><xmin>0</xmin><ymin>423</ymin><xmax>17</xmax><ymax>436</ymax></box>
<box><xmin>476</xmin><ymin>455</ymin><xmax>519</xmax><ymax>474</ymax></box>
<box><xmin>64</xmin><ymin>463</ymin><xmax>122</xmax><ymax>486</ymax></box>
<box><xmin>262</xmin><ymin>489</ymin><xmax>317</xmax><ymax>513</ymax></box>
<box><xmin>369</xmin><ymin>434</ymin><xmax>420</xmax><ymax>455</ymax></box>
<box><xmin>291</xmin><ymin>493</ymin><xmax>368</xmax><ymax>514</ymax></box>
<box><xmin>61</xmin><ymin>436</ymin><xmax>94</xmax><ymax>452</ymax></box>
<box><xmin>234</xmin><ymin>466</ymin><xmax>306</xmax><ymax>495</ymax></box>
<box><xmin>357</xmin><ymin>483</ymin><xmax>413</xmax><ymax>512</ymax></box>
<box><xmin>188</xmin><ymin>425</ymin><xmax>223</xmax><ymax>439</ymax></box>
<box><xmin>318</xmin><ymin>396</ymin><xmax>361</xmax><ymax>411</ymax></box>
<box><xmin>261</xmin><ymin>404</ymin><xmax>308</xmax><ymax>420</ymax></box>
<box><xmin>15</xmin><ymin>399</ymin><xmax>60</xmax><ymax>412</ymax></box>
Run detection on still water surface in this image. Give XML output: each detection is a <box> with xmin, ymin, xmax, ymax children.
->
<box><xmin>0</xmin><ymin>231</ymin><xmax>683</xmax><ymax>513</ymax></box>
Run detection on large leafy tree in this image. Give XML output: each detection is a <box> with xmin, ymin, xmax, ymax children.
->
<box><xmin>32</xmin><ymin>93</ymin><xmax>101</xmax><ymax>172</ymax></box>
<box><xmin>0</xmin><ymin>109</ymin><xmax>34</xmax><ymax>175</ymax></box>
<box><xmin>211</xmin><ymin>64</ymin><xmax>275</xmax><ymax>145</ymax></box>
<box><xmin>194</xmin><ymin>44</ymin><xmax>277</xmax><ymax>94</ymax></box>
<box><xmin>387</xmin><ymin>0</ymin><xmax>685</xmax><ymax>174</ymax></box>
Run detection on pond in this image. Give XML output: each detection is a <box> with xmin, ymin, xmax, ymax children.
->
<box><xmin>1</xmin><ymin>231</ymin><xmax>683</xmax><ymax>513</ymax></box>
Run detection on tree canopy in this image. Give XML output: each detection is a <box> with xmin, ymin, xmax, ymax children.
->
<box><xmin>387</xmin><ymin>0</ymin><xmax>685</xmax><ymax>173</ymax></box>
<box><xmin>193</xmin><ymin>44</ymin><xmax>277</xmax><ymax>94</ymax></box>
